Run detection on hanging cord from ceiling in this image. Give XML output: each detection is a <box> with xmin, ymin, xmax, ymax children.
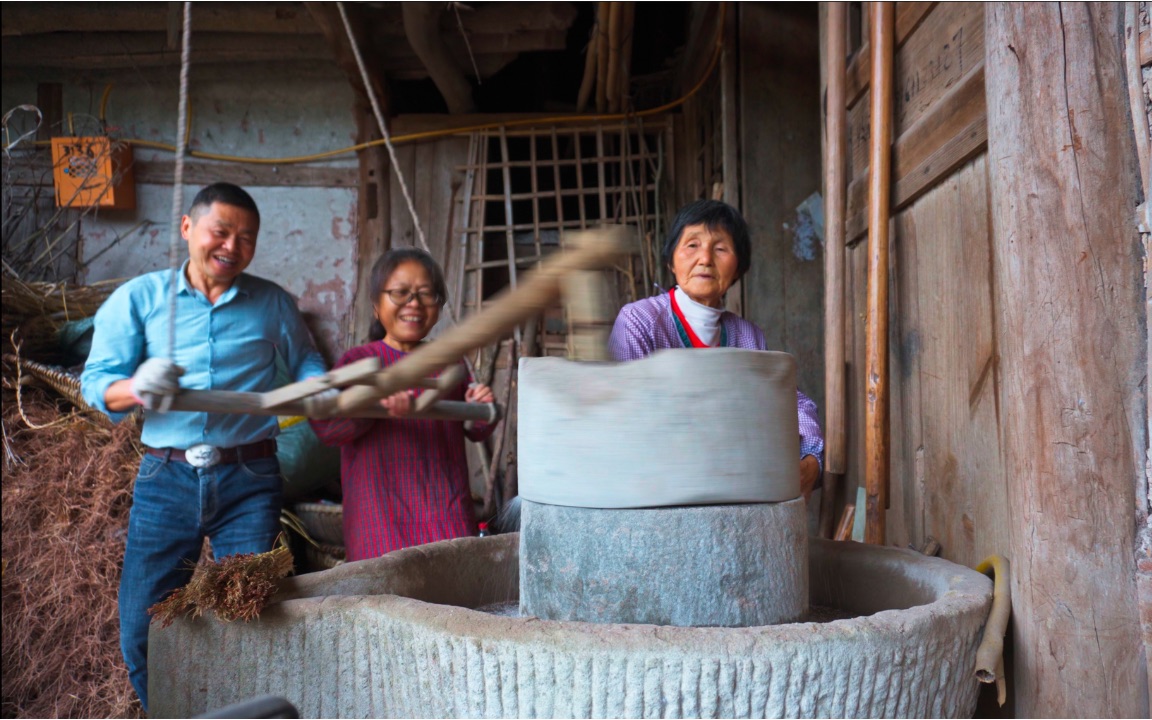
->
<box><xmin>166</xmin><ymin>1</ymin><xmax>192</xmax><ymax>360</ymax></box>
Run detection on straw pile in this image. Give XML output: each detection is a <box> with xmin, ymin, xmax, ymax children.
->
<box><xmin>1</xmin><ymin>278</ymin><xmax>119</xmax><ymax>362</ymax></box>
<box><xmin>0</xmin><ymin>387</ymin><xmax>144</xmax><ymax>719</ymax></box>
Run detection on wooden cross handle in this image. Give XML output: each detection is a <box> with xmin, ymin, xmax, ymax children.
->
<box><xmin>336</xmin><ymin>227</ymin><xmax>631</xmax><ymax>415</ymax></box>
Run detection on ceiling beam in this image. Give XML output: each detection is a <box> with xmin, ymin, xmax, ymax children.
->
<box><xmin>1</xmin><ymin>2</ymin><xmax>320</xmax><ymax>36</ymax></box>
<box><xmin>0</xmin><ymin>33</ymin><xmax>332</xmax><ymax>69</ymax></box>
<box><xmin>305</xmin><ymin>2</ymin><xmax>389</xmax><ymax>114</ymax></box>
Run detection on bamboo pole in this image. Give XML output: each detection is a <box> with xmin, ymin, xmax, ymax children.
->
<box><xmin>606</xmin><ymin>2</ymin><xmax>623</xmax><ymax>114</ymax></box>
<box><xmin>819</xmin><ymin>2</ymin><xmax>849</xmax><ymax>539</ymax></box>
<box><xmin>576</xmin><ymin>17</ymin><xmax>599</xmax><ymax>112</ymax></box>
<box><xmin>863</xmin><ymin>1</ymin><xmax>894</xmax><ymax>546</ymax></box>
<box><xmin>618</xmin><ymin>2</ymin><xmax>635</xmax><ymax>113</ymax></box>
<box><xmin>595</xmin><ymin>2</ymin><xmax>610</xmax><ymax>113</ymax></box>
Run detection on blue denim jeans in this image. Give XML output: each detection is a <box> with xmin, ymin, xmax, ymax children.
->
<box><xmin>119</xmin><ymin>452</ymin><xmax>283</xmax><ymax>711</ymax></box>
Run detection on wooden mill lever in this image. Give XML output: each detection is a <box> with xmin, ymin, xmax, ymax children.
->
<box><xmin>163</xmin><ymin>227</ymin><xmax>630</xmax><ymax>422</ymax></box>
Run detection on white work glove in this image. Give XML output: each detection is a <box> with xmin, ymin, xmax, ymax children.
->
<box><xmin>302</xmin><ymin>388</ymin><xmax>341</xmax><ymax>419</ymax></box>
<box><xmin>131</xmin><ymin>357</ymin><xmax>185</xmax><ymax>413</ymax></box>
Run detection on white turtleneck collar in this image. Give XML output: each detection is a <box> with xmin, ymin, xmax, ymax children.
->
<box><xmin>674</xmin><ymin>286</ymin><xmax>724</xmax><ymax>347</ymax></box>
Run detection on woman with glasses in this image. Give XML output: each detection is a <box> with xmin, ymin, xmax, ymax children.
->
<box><xmin>310</xmin><ymin>248</ymin><xmax>495</xmax><ymax>560</ymax></box>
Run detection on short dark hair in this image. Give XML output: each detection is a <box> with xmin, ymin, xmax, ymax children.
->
<box><xmin>188</xmin><ymin>183</ymin><xmax>260</xmax><ymax>224</ymax></box>
<box><xmin>367</xmin><ymin>247</ymin><xmax>448</xmax><ymax>341</ymax></box>
<box><xmin>661</xmin><ymin>199</ymin><xmax>751</xmax><ymax>285</ymax></box>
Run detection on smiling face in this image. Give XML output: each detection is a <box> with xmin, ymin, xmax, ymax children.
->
<box><xmin>669</xmin><ymin>223</ymin><xmax>739</xmax><ymax>308</ymax></box>
<box><xmin>374</xmin><ymin>260</ymin><xmax>441</xmax><ymax>352</ymax></box>
<box><xmin>182</xmin><ymin>201</ymin><xmax>259</xmax><ymax>300</ymax></box>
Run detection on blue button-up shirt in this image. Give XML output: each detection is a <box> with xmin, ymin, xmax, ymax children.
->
<box><xmin>81</xmin><ymin>263</ymin><xmax>327</xmax><ymax>449</ymax></box>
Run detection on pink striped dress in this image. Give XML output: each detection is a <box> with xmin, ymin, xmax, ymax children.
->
<box><xmin>310</xmin><ymin>342</ymin><xmax>494</xmax><ymax>561</ymax></box>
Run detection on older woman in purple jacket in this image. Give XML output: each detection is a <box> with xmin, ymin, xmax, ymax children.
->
<box><xmin>608</xmin><ymin>199</ymin><xmax>824</xmax><ymax>499</ymax></box>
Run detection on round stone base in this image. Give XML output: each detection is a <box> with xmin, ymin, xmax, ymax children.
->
<box><xmin>519</xmin><ymin>498</ymin><xmax>808</xmax><ymax>627</ymax></box>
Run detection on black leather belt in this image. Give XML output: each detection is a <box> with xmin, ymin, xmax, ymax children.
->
<box><xmin>145</xmin><ymin>439</ymin><xmax>278</xmax><ymax>468</ymax></box>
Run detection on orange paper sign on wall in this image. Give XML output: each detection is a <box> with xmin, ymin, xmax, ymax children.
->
<box><xmin>50</xmin><ymin>136</ymin><xmax>136</xmax><ymax>210</ymax></box>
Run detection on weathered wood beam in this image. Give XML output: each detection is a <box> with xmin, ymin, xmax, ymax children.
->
<box><xmin>305</xmin><ymin>2</ymin><xmax>387</xmax><ymax>111</ymax></box>
<box><xmin>1</xmin><ymin>25</ymin><xmax>564</xmax><ymax>76</ymax></box>
<box><xmin>985</xmin><ymin>3</ymin><xmax>1147</xmax><ymax>716</ymax></box>
<box><xmin>4</xmin><ymin>153</ymin><xmax>356</xmax><ymax>189</ymax></box>
<box><xmin>402</xmin><ymin>2</ymin><xmax>476</xmax><ymax>114</ymax></box>
<box><xmin>351</xmin><ymin>103</ymin><xmax>391</xmax><ymax>348</ymax></box>
<box><xmin>0</xmin><ymin>33</ymin><xmax>332</xmax><ymax>69</ymax></box>
<box><xmin>0</xmin><ymin>2</ymin><xmax>320</xmax><ymax>36</ymax></box>
<box><xmin>864</xmin><ymin>1</ymin><xmax>894</xmax><ymax>546</ymax></box>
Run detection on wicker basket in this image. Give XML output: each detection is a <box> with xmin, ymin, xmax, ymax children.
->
<box><xmin>291</xmin><ymin>502</ymin><xmax>344</xmax><ymax>545</ymax></box>
<box><xmin>303</xmin><ymin>541</ymin><xmax>345</xmax><ymax>572</ymax></box>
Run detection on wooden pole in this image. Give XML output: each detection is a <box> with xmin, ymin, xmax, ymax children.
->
<box><xmin>605</xmin><ymin>1</ymin><xmax>623</xmax><ymax>114</ymax></box>
<box><xmin>576</xmin><ymin>16</ymin><xmax>599</xmax><ymax>112</ymax></box>
<box><xmin>985</xmin><ymin>4</ymin><xmax>1147</xmax><ymax>716</ymax></box>
<box><xmin>170</xmin><ymin>392</ymin><xmax>499</xmax><ymax>424</ymax></box>
<box><xmin>819</xmin><ymin>1</ymin><xmax>849</xmax><ymax>539</ymax></box>
<box><xmin>595</xmin><ymin>2</ymin><xmax>610</xmax><ymax>113</ymax></box>
<box><xmin>863</xmin><ymin>1</ymin><xmax>893</xmax><ymax>546</ymax></box>
<box><xmin>618</xmin><ymin>2</ymin><xmax>635</xmax><ymax>113</ymax></box>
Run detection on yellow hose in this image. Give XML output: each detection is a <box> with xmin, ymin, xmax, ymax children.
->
<box><xmin>8</xmin><ymin>7</ymin><xmax>725</xmax><ymax>166</ymax></box>
<box><xmin>973</xmin><ymin>555</ymin><xmax>1011</xmax><ymax>706</ymax></box>
<box><xmin>98</xmin><ymin>84</ymin><xmax>113</xmax><ymax>124</ymax></box>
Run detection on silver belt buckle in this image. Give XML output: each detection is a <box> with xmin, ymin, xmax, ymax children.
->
<box><xmin>185</xmin><ymin>444</ymin><xmax>222</xmax><ymax>469</ymax></box>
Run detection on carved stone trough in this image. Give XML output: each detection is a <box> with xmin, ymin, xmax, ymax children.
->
<box><xmin>151</xmin><ymin>533</ymin><xmax>991</xmax><ymax>718</ymax></box>
<box><xmin>150</xmin><ymin>350</ymin><xmax>992</xmax><ymax>718</ymax></box>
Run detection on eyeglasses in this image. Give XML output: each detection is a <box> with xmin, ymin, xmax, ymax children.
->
<box><xmin>382</xmin><ymin>288</ymin><xmax>442</xmax><ymax>307</ymax></box>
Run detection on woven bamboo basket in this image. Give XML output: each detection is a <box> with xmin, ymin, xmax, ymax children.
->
<box><xmin>291</xmin><ymin>502</ymin><xmax>344</xmax><ymax>546</ymax></box>
<box><xmin>303</xmin><ymin>541</ymin><xmax>345</xmax><ymax>572</ymax></box>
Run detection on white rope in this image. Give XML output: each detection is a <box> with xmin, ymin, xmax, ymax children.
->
<box><xmin>335</xmin><ymin>4</ymin><xmax>431</xmax><ymax>259</ymax></box>
<box><xmin>166</xmin><ymin>1</ymin><xmax>193</xmax><ymax>359</ymax></box>
<box><xmin>335</xmin><ymin>2</ymin><xmax>478</xmax><ymax>377</ymax></box>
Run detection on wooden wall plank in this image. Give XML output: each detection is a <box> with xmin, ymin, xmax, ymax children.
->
<box><xmin>1</xmin><ymin>2</ymin><xmax>321</xmax><ymax>36</ymax></box>
<box><xmin>388</xmin><ymin>137</ymin><xmax>469</xmax><ymax>262</ymax></box>
<box><xmin>889</xmin><ymin>155</ymin><xmax>1008</xmax><ymax>562</ymax></box>
<box><xmin>986</xmin><ymin>4</ymin><xmax>1147</xmax><ymax>716</ymax></box>
<box><xmin>1</xmin><ymin>33</ymin><xmax>333</xmax><ymax>69</ymax></box>
<box><xmin>847</xmin><ymin>2</ymin><xmax>984</xmax><ymax>180</ymax></box>
<box><xmin>134</xmin><ymin>160</ymin><xmax>356</xmax><ymax>188</ymax></box>
<box><xmin>3</xmin><ymin>153</ymin><xmax>357</xmax><ymax>189</ymax></box>
<box><xmin>846</xmin><ymin>1</ymin><xmax>951</xmax><ymax>107</ymax></box>
<box><xmin>845</xmin><ymin>62</ymin><xmax>987</xmax><ymax>242</ymax></box>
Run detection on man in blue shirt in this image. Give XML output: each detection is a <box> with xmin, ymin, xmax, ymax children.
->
<box><xmin>81</xmin><ymin>182</ymin><xmax>327</xmax><ymax>710</ymax></box>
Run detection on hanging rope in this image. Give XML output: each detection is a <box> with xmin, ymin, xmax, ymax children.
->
<box><xmin>166</xmin><ymin>2</ymin><xmax>193</xmax><ymax>360</ymax></box>
<box><xmin>335</xmin><ymin>3</ymin><xmax>430</xmax><ymax>257</ymax></box>
<box><xmin>335</xmin><ymin>1</ymin><xmax>477</xmax><ymax>377</ymax></box>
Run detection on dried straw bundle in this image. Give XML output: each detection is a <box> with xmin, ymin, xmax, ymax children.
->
<box><xmin>1</xmin><ymin>278</ymin><xmax>119</xmax><ymax>362</ymax></box>
<box><xmin>0</xmin><ymin>389</ymin><xmax>143</xmax><ymax>719</ymax></box>
<box><xmin>149</xmin><ymin>544</ymin><xmax>294</xmax><ymax>627</ymax></box>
